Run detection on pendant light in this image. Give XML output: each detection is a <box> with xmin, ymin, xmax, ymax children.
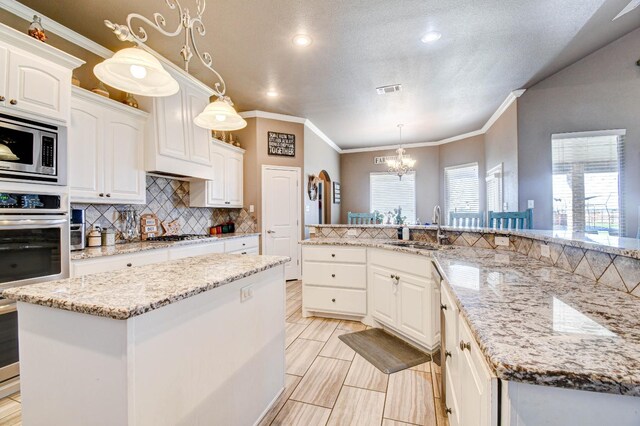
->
<box><xmin>386</xmin><ymin>124</ymin><xmax>416</xmax><ymax>180</ymax></box>
<box><xmin>94</xmin><ymin>47</ymin><xmax>179</xmax><ymax>97</ymax></box>
<box><xmin>95</xmin><ymin>1</ymin><xmax>246</xmax><ymax>131</ymax></box>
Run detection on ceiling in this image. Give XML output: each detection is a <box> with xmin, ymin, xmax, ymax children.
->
<box><xmin>16</xmin><ymin>0</ymin><xmax>640</xmax><ymax>149</ymax></box>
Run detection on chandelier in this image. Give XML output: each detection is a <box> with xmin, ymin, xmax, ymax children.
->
<box><xmin>386</xmin><ymin>124</ymin><xmax>415</xmax><ymax>179</ymax></box>
<box><xmin>94</xmin><ymin>0</ymin><xmax>246</xmax><ymax>131</ymax></box>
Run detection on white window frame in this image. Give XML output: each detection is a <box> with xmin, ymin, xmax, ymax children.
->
<box><xmin>486</xmin><ymin>163</ymin><xmax>503</xmax><ymax>214</ymax></box>
<box><xmin>444</xmin><ymin>162</ymin><xmax>480</xmax><ymax>223</ymax></box>
<box><xmin>369</xmin><ymin>171</ymin><xmax>417</xmax><ymax>223</ymax></box>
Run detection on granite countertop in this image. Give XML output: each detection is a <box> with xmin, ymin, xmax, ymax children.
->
<box><xmin>307</xmin><ymin>224</ymin><xmax>640</xmax><ymax>259</ymax></box>
<box><xmin>3</xmin><ymin>253</ymin><xmax>288</xmax><ymax>320</ymax></box>
<box><xmin>71</xmin><ymin>233</ymin><xmax>261</xmax><ymax>261</ymax></box>
<box><xmin>302</xmin><ymin>238</ymin><xmax>640</xmax><ymax>396</ymax></box>
<box><xmin>300</xmin><ymin>238</ymin><xmax>448</xmax><ymax>256</ymax></box>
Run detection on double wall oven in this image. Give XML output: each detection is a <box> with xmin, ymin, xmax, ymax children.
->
<box><xmin>0</xmin><ymin>190</ymin><xmax>69</xmax><ymax>395</ymax></box>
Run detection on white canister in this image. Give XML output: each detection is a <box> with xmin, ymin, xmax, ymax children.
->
<box><xmin>87</xmin><ymin>226</ymin><xmax>102</xmax><ymax>247</ymax></box>
<box><xmin>101</xmin><ymin>228</ymin><xmax>116</xmax><ymax>246</ymax></box>
<box><xmin>402</xmin><ymin>225</ymin><xmax>410</xmax><ymax>241</ymax></box>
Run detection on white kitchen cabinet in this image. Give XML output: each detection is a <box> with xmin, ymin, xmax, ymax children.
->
<box><xmin>224</xmin><ymin>236</ymin><xmax>259</xmax><ymax>254</ymax></box>
<box><xmin>69</xmin><ymin>87</ymin><xmax>147</xmax><ymax>204</ymax></box>
<box><xmin>190</xmin><ymin>140</ymin><xmax>245</xmax><ymax>208</ymax></box>
<box><xmin>138</xmin><ymin>65</ymin><xmax>216</xmax><ymax>180</ymax></box>
<box><xmin>168</xmin><ymin>241</ymin><xmax>224</xmax><ymax>260</ymax></box>
<box><xmin>0</xmin><ymin>24</ymin><xmax>83</xmax><ymax>124</ymax></box>
<box><xmin>370</xmin><ymin>265</ymin><xmax>398</xmax><ymax>324</ymax></box>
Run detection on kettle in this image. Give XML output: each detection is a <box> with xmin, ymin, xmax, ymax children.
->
<box><xmin>87</xmin><ymin>225</ymin><xmax>102</xmax><ymax>247</ymax></box>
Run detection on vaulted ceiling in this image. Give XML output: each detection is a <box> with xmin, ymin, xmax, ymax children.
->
<box><xmin>16</xmin><ymin>0</ymin><xmax>640</xmax><ymax>149</ymax></box>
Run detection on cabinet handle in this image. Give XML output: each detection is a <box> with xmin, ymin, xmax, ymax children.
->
<box><xmin>440</xmin><ymin>303</ymin><xmax>447</xmax><ymax>311</ymax></box>
<box><xmin>331</xmin><ymin>274</ymin><xmax>335</xmax><ymax>278</ymax></box>
<box><xmin>459</xmin><ymin>340</ymin><xmax>471</xmax><ymax>351</ymax></box>
<box><xmin>241</xmin><ymin>251</ymin><xmax>247</xmax><ymax>255</ymax></box>
<box><xmin>331</xmin><ymin>253</ymin><xmax>335</xmax><ymax>257</ymax></box>
<box><xmin>445</xmin><ymin>407</ymin><xmax>452</xmax><ymax>415</ymax></box>
<box><xmin>106</xmin><ymin>193</ymin><xmax>111</xmax><ymax>198</ymax></box>
<box><xmin>0</xmin><ymin>96</ymin><xmax>4</xmax><ymax>102</ymax></box>
<box><xmin>242</xmin><ymin>243</ymin><xmax>246</xmax><ymax>246</ymax></box>
<box><xmin>445</xmin><ymin>350</ymin><xmax>452</xmax><ymax>359</ymax></box>
<box><xmin>390</xmin><ymin>274</ymin><xmax>395</xmax><ymax>279</ymax></box>
<box><xmin>99</xmin><ymin>193</ymin><xmax>104</xmax><ymax>197</ymax></box>
<box><xmin>126</xmin><ymin>263</ymin><xmax>132</xmax><ymax>267</ymax></box>
<box><xmin>9</xmin><ymin>99</ymin><xmax>17</xmax><ymax>105</ymax></box>
<box><xmin>331</xmin><ymin>298</ymin><xmax>336</xmax><ymax>302</ymax></box>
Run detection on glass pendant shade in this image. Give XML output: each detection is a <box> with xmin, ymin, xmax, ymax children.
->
<box><xmin>194</xmin><ymin>99</ymin><xmax>247</xmax><ymax>131</ymax></box>
<box><xmin>94</xmin><ymin>47</ymin><xmax>179</xmax><ymax>97</ymax></box>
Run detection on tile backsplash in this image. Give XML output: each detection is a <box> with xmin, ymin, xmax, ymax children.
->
<box><xmin>72</xmin><ymin>175</ymin><xmax>257</xmax><ymax>239</ymax></box>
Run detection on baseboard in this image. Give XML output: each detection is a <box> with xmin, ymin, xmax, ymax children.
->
<box><xmin>253</xmin><ymin>386</ymin><xmax>285</xmax><ymax>426</ymax></box>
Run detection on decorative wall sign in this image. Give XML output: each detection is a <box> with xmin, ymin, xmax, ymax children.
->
<box><xmin>374</xmin><ymin>155</ymin><xmax>413</xmax><ymax>165</ymax></box>
<box><xmin>333</xmin><ymin>182</ymin><xmax>341</xmax><ymax>204</ymax></box>
<box><xmin>268</xmin><ymin>132</ymin><xmax>296</xmax><ymax>157</ymax></box>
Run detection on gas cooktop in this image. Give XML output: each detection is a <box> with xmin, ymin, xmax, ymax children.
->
<box><xmin>146</xmin><ymin>234</ymin><xmax>212</xmax><ymax>242</ymax></box>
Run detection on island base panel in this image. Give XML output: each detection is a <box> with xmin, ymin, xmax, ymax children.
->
<box><xmin>17</xmin><ymin>265</ymin><xmax>286</xmax><ymax>426</ymax></box>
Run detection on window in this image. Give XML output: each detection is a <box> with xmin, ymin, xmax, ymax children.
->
<box><xmin>486</xmin><ymin>163</ymin><xmax>503</xmax><ymax>213</ymax></box>
<box><xmin>370</xmin><ymin>172</ymin><xmax>416</xmax><ymax>223</ymax></box>
<box><xmin>552</xmin><ymin>130</ymin><xmax>625</xmax><ymax>236</ymax></box>
<box><xmin>444</xmin><ymin>163</ymin><xmax>479</xmax><ymax>224</ymax></box>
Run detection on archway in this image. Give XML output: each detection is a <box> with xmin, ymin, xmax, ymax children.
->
<box><xmin>318</xmin><ymin>170</ymin><xmax>332</xmax><ymax>224</ymax></box>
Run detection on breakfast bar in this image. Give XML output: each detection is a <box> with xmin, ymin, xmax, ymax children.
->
<box><xmin>2</xmin><ymin>253</ymin><xmax>289</xmax><ymax>426</ymax></box>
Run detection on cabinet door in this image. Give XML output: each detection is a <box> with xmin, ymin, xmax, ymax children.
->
<box><xmin>397</xmin><ymin>273</ymin><xmax>431</xmax><ymax>345</ymax></box>
<box><xmin>369</xmin><ymin>265</ymin><xmax>397</xmax><ymax>325</ymax></box>
<box><xmin>69</xmin><ymin>99</ymin><xmax>104</xmax><ymax>202</ymax></box>
<box><xmin>7</xmin><ymin>49</ymin><xmax>70</xmax><ymax>122</ymax></box>
<box><xmin>154</xmin><ymin>92</ymin><xmax>188</xmax><ymax>160</ymax></box>
<box><xmin>459</xmin><ymin>321</ymin><xmax>494</xmax><ymax>426</ymax></box>
<box><xmin>207</xmin><ymin>148</ymin><xmax>226</xmax><ymax>206</ymax></box>
<box><xmin>225</xmin><ymin>151</ymin><xmax>243</xmax><ymax>207</ymax></box>
<box><xmin>184</xmin><ymin>87</ymin><xmax>211</xmax><ymax>166</ymax></box>
<box><xmin>0</xmin><ymin>45</ymin><xmax>7</xmax><ymax>107</ymax></box>
<box><xmin>104</xmin><ymin>111</ymin><xmax>145</xmax><ymax>203</ymax></box>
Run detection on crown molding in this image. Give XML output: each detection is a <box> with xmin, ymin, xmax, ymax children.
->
<box><xmin>304</xmin><ymin>120</ymin><xmax>342</xmax><ymax>153</ymax></box>
<box><xmin>340</xmin><ymin>90</ymin><xmax>526</xmax><ymax>154</ymax></box>
<box><xmin>0</xmin><ymin>0</ymin><xmax>113</xmax><ymax>58</ymax></box>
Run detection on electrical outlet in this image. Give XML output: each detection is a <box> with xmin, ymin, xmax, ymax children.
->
<box><xmin>347</xmin><ymin>229</ymin><xmax>357</xmax><ymax>236</ymax></box>
<box><xmin>240</xmin><ymin>285</ymin><xmax>254</xmax><ymax>302</ymax></box>
<box><xmin>249</xmin><ymin>205</ymin><xmax>255</xmax><ymax>213</ymax></box>
<box><xmin>541</xmin><ymin>244</ymin><xmax>550</xmax><ymax>257</ymax></box>
<box><xmin>528</xmin><ymin>200</ymin><xmax>535</xmax><ymax>209</ymax></box>
<box><xmin>495</xmin><ymin>236</ymin><xmax>510</xmax><ymax>246</ymax></box>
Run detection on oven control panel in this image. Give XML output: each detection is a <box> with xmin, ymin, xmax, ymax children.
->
<box><xmin>0</xmin><ymin>193</ymin><xmax>61</xmax><ymax>209</ymax></box>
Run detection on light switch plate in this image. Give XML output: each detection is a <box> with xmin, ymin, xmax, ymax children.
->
<box><xmin>249</xmin><ymin>205</ymin><xmax>255</xmax><ymax>213</ymax></box>
<box><xmin>528</xmin><ymin>200</ymin><xmax>535</xmax><ymax>209</ymax></box>
<box><xmin>541</xmin><ymin>244</ymin><xmax>550</xmax><ymax>257</ymax></box>
<box><xmin>495</xmin><ymin>236</ymin><xmax>510</xmax><ymax>246</ymax></box>
<box><xmin>240</xmin><ymin>285</ymin><xmax>253</xmax><ymax>302</ymax></box>
<box><xmin>347</xmin><ymin>229</ymin><xmax>357</xmax><ymax>236</ymax></box>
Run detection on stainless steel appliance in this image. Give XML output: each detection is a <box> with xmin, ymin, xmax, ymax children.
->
<box><xmin>70</xmin><ymin>208</ymin><xmax>85</xmax><ymax>251</ymax></box>
<box><xmin>0</xmin><ymin>190</ymin><xmax>69</xmax><ymax>397</ymax></box>
<box><xmin>0</xmin><ymin>114</ymin><xmax>66</xmax><ymax>185</ymax></box>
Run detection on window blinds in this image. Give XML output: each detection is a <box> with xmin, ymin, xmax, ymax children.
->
<box><xmin>370</xmin><ymin>172</ymin><xmax>416</xmax><ymax>223</ymax></box>
<box><xmin>551</xmin><ymin>130</ymin><xmax>625</xmax><ymax>236</ymax></box>
<box><xmin>486</xmin><ymin>164</ymin><xmax>503</xmax><ymax>213</ymax></box>
<box><xmin>444</xmin><ymin>163</ymin><xmax>480</xmax><ymax>222</ymax></box>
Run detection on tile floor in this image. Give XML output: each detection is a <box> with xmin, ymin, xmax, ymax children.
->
<box><xmin>0</xmin><ymin>280</ymin><xmax>448</xmax><ymax>426</ymax></box>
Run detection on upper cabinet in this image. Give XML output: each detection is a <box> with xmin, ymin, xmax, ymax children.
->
<box><xmin>68</xmin><ymin>87</ymin><xmax>148</xmax><ymax>204</ymax></box>
<box><xmin>0</xmin><ymin>24</ymin><xmax>84</xmax><ymax>124</ymax></box>
<box><xmin>138</xmin><ymin>66</ymin><xmax>215</xmax><ymax>180</ymax></box>
<box><xmin>190</xmin><ymin>140</ymin><xmax>244</xmax><ymax>208</ymax></box>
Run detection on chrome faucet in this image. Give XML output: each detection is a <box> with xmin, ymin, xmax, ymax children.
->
<box><xmin>433</xmin><ymin>205</ymin><xmax>448</xmax><ymax>244</ymax></box>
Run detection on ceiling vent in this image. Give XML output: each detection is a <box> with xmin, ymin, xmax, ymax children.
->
<box><xmin>376</xmin><ymin>84</ymin><xmax>402</xmax><ymax>95</ymax></box>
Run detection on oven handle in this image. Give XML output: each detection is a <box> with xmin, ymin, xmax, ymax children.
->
<box><xmin>0</xmin><ymin>302</ymin><xmax>16</xmax><ymax>315</ymax></box>
<box><xmin>0</xmin><ymin>217</ymin><xmax>68</xmax><ymax>229</ymax></box>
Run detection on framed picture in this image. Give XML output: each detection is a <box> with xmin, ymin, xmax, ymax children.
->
<box><xmin>333</xmin><ymin>182</ymin><xmax>341</xmax><ymax>204</ymax></box>
<box><xmin>267</xmin><ymin>131</ymin><xmax>295</xmax><ymax>157</ymax></box>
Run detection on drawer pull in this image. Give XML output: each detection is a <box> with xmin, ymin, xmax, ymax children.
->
<box><xmin>459</xmin><ymin>340</ymin><xmax>471</xmax><ymax>351</ymax></box>
<box><xmin>0</xmin><ymin>96</ymin><xmax>4</xmax><ymax>102</ymax></box>
<box><xmin>9</xmin><ymin>99</ymin><xmax>17</xmax><ymax>105</ymax></box>
<box><xmin>99</xmin><ymin>193</ymin><xmax>104</xmax><ymax>197</ymax></box>
<box><xmin>331</xmin><ymin>274</ymin><xmax>335</xmax><ymax>278</ymax></box>
<box><xmin>126</xmin><ymin>263</ymin><xmax>132</xmax><ymax>267</ymax></box>
<box><xmin>445</xmin><ymin>350</ymin><xmax>451</xmax><ymax>359</ymax></box>
<box><xmin>331</xmin><ymin>298</ymin><xmax>336</xmax><ymax>302</ymax></box>
<box><xmin>331</xmin><ymin>253</ymin><xmax>335</xmax><ymax>257</ymax></box>
<box><xmin>106</xmin><ymin>193</ymin><xmax>111</xmax><ymax>198</ymax></box>
<box><xmin>440</xmin><ymin>303</ymin><xmax>447</xmax><ymax>311</ymax></box>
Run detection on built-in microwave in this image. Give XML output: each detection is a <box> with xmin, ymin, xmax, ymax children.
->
<box><xmin>0</xmin><ymin>113</ymin><xmax>65</xmax><ymax>185</ymax></box>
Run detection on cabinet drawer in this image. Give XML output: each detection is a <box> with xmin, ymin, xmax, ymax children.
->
<box><xmin>224</xmin><ymin>236</ymin><xmax>259</xmax><ymax>253</ymax></box>
<box><xmin>169</xmin><ymin>242</ymin><xmax>224</xmax><ymax>260</ymax></box>
<box><xmin>303</xmin><ymin>262</ymin><xmax>366</xmax><ymax>289</ymax></box>
<box><xmin>303</xmin><ymin>246</ymin><xmax>366</xmax><ymax>264</ymax></box>
<box><xmin>303</xmin><ymin>286</ymin><xmax>366</xmax><ymax>315</ymax></box>
<box><xmin>72</xmin><ymin>249</ymin><xmax>169</xmax><ymax>277</ymax></box>
<box><xmin>227</xmin><ymin>248</ymin><xmax>259</xmax><ymax>255</ymax></box>
<box><xmin>369</xmin><ymin>249</ymin><xmax>429</xmax><ymax>277</ymax></box>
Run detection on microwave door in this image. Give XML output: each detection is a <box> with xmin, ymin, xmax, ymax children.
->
<box><xmin>0</xmin><ymin>122</ymin><xmax>37</xmax><ymax>174</ymax></box>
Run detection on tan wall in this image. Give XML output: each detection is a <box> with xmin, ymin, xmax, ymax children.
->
<box><xmin>340</xmin><ymin>145</ymin><xmax>440</xmax><ymax>223</ymax></box>
<box><xmin>0</xmin><ymin>9</ymin><xmax>128</xmax><ymax>102</ymax></box>
<box><xmin>485</xmin><ymin>101</ymin><xmax>518</xmax><ymax>212</ymax></box>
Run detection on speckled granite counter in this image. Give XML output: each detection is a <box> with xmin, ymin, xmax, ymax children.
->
<box><xmin>71</xmin><ymin>233</ymin><xmax>260</xmax><ymax>261</ymax></box>
<box><xmin>300</xmin><ymin>238</ymin><xmax>449</xmax><ymax>256</ymax></box>
<box><xmin>301</xmin><ymin>238</ymin><xmax>640</xmax><ymax>396</ymax></box>
<box><xmin>3</xmin><ymin>253</ymin><xmax>288</xmax><ymax>320</ymax></box>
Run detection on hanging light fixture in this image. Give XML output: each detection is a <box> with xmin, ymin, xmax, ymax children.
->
<box><xmin>386</xmin><ymin>124</ymin><xmax>416</xmax><ymax>180</ymax></box>
<box><xmin>94</xmin><ymin>0</ymin><xmax>246</xmax><ymax>131</ymax></box>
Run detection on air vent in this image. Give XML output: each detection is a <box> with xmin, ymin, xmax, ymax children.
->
<box><xmin>376</xmin><ymin>84</ymin><xmax>402</xmax><ymax>95</ymax></box>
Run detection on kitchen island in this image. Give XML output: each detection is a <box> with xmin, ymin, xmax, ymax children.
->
<box><xmin>2</xmin><ymin>253</ymin><xmax>289</xmax><ymax>426</ymax></box>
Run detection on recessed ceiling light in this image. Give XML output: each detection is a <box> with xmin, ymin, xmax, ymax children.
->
<box><xmin>421</xmin><ymin>31</ymin><xmax>442</xmax><ymax>43</ymax></box>
<box><xmin>292</xmin><ymin>34</ymin><xmax>312</xmax><ymax>47</ymax></box>
<box><xmin>267</xmin><ymin>90</ymin><xmax>279</xmax><ymax>98</ymax></box>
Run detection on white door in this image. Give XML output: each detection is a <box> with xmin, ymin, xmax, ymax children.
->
<box><xmin>263</xmin><ymin>166</ymin><xmax>300</xmax><ymax>280</ymax></box>
<box><xmin>69</xmin><ymin>99</ymin><xmax>104</xmax><ymax>201</ymax></box>
<box><xmin>225</xmin><ymin>152</ymin><xmax>243</xmax><ymax>207</ymax></box>
<box><xmin>369</xmin><ymin>265</ymin><xmax>397</xmax><ymax>325</ymax></box>
<box><xmin>104</xmin><ymin>111</ymin><xmax>145</xmax><ymax>203</ymax></box>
